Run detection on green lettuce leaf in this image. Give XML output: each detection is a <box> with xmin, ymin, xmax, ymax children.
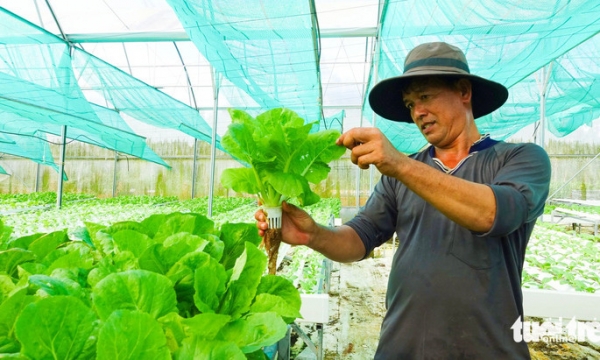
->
<box><xmin>0</xmin><ymin>249</ymin><xmax>35</xmax><ymax>277</ymax></box>
<box><xmin>92</xmin><ymin>270</ymin><xmax>177</xmax><ymax>320</ymax></box>
<box><xmin>96</xmin><ymin>310</ymin><xmax>170</xmax><ymax>360</ymax></box>
<box><xmin>138</xmin><ymin>244</ymin><xmax>167</xmax><ymax>274</ymax></box>
<box><xmin>229</xmin><ymin>242</ymin><xmax>267</xmax><ymax>298</ymax></box>
<box><xmin>217</xmin><ymin>312</ymin><xmax>287</xmax><ymax>353</ymax></box>
<box><xmin>27</xmin><ymin>230</ymin><xmax>69</xmax><ymax>261</ymax></box>
<box><xmin>193</xmin><ymin>254</ymin><xmax>227</xmax><ymax>314</ymax></box>
<box><xmin>217</xmin><ymin>281</ymin><xmax>251</xmax><ymax>319</ymax></box>
<box><xmin>0</xmin><ymin>220</ymin><xmax>12</xmax><ymax>251</ymax></box>
<box><xmin>181</xmin><ymin>313</ymin><xmax>231</xmax><ymax>339</ymax></box>
<box><xmin>0</xmin><ymin>289</ymin><xmax>34</xmax><ymax>354</ymax></box>
<box><xmin>251</xmin><ymin>275</ymin><xmax>302</xmax><ymax>323</ymax></box>
<box><xmin>219</xmin><ymin>223</ymin><xmax>262</xmax><ymax>270</ymax></box>
<box><xmin>177</xmin><ymin>337</ymin><xmax>245</xmax><ymax>360</ymax></box>
<box><xmin>28</xmin><ymin>274</ymin><xmax>86</xmax><ymax>301</ymax></box>
<box><xmin>221</xmin><ymin>107</ymin><xmax>345</xmax><ymax>207</ymax></box>
<box><xmin>112</xmin><ymin>230</ymin><xmax>154</xmax><ymax>257</ymax></box>
<box><xmin>15</xmin><ymin>296</ymin><xmax>97</xmax><ymax>360</ymax></box>
<box><xmin>6</xmin><ymin>233</ymin><xmax>43</xmax><ymax>251</ymax></box>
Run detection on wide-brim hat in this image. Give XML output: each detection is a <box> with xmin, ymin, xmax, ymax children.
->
<box><xmin>368</xmin><ymin>42</ymin><xmax>509</xmax><ymax>123</ymax></box>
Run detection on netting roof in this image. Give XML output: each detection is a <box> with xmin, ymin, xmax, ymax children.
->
<box><xmin>0</xmin><ymin>0</ymin><xmax>599</xmax><ymax>174</ymax></box>
<box><xmin>364</xmin><ymin>0</ymin><xmax>600</xmax><ymax>153</ymax></box>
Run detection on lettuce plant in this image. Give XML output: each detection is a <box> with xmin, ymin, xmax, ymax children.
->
<box><xmin>0</xmin><ymin>214</ymin><xmax>301</xmax><ymax>359</ymax></box>
<box><xmin>220</xmin><ymin>108</ymin><xmax>345</xmax><ymax>274</ymax></box>
<box><xmin>221</xmin><ymin>108</ymin><xmax>345</xmax><ymax>208</ymax></box>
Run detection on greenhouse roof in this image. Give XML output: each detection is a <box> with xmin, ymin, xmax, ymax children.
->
<box><xmin>0</xmin><ymin>0</ymin><xmax>599</xmax><ymax>172</ymax></box>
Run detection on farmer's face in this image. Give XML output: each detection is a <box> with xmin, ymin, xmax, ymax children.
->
<box><xmin>402</xmin><ymin>78</ymin><xmax>472</xmax><ymax>148</ymax></box>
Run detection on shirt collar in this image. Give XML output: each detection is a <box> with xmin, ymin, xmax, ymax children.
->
<box><xmin>427</xmin><ymin>134</ymin><xmax>498</xmax><ymax>174</ymax></box>
<box><xmin>428</xmin><ymin>134</ymin><xmax>497</xmax><ymax>158</ymax></box>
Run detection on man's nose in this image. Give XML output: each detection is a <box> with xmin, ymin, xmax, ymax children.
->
<box><xmin>412</xmin><ymin>101</ymin><xmax>427</xmax><ymax>118</ymax></box>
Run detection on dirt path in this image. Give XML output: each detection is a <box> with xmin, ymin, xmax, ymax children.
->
<box><xmin>322</xmin><ymin>246</ymin><xmax>392</xmax><ymax>359</ymax></box>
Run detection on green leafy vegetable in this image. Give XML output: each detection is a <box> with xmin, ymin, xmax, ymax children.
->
<box><xmin>92</xmin><ymin>269</ymin><xmax>178</xmax><ymax>320</ymax></box>
<box><xmin>14</xmin><ymin>296</ymin><xmax>97</xmax><ymax>360</ymax></box>
<box><xmin>96</xmin><ymin>310</ymin><xmax>170</xmax><ymax>360</ymax></box>
<box><xmin>1</xmin><ymin>211</ymin><xmax>302</xmax><ymax>358</ymax></box>
<box><xmin>221</xmin><ymin>108</ymin><xmax>345</xmax><ymax>207</ymax></box>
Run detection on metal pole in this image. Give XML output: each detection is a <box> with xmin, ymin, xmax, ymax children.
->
<box><xmin>173</xmin><ymin>42</ymin><xmax>201</xmax><ymax>200</ymax></box>
<box><xmin>355</xmin><ymin>152</ymin><xmax>362</xmax><ymax>208</ymax></box>
<box><xmin>536</xmin><ymin>63</ymin><xmax>552</xmax><ymax>148</ymax></box>
<box><xmin>192</xmin><ymin>139</ymin><xmax>198</xmax><ymax>199</ymax></box>
<box><xmin>112</xmin><ymin>151</ymin><xmax>118</xmax><ymax>197</ymax></box>
<box><xmin>208</xmin><ymin>67</ymin><xmax>221</xmax><ymax>217</ymax></box>
<box><xmin>360</xmin><ymin>2</ymin><xmax>383</xmax><ymax>206</ymax></box>
<box><xmin>539</xmin><ymin>69</ymin><xmax>546</xmax><ymax>148</ymax></box>
<box><xmin>35</xmin><ymin>162</ymin><xmax>41</xmax><ymax>192</ymax></box>
<box><xmin>309</xmin><ymin>0</ymin><xmax>324</xmax><ymax>122</ymax></box>
<box><xmin>56</xmin><ymin>125</ymin><xmax>67</xmax><ymax>209</ymax></box>
<box><xmin>355</xmin><ymin>37</ymin><xmax>371</xmax><ymax>208</ymax></box>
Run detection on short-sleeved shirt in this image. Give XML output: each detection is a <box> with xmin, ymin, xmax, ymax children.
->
<box><xmin>345</xmin><ymin>138</ymin><xmax>551</xmax><ymax>359</ymax></box>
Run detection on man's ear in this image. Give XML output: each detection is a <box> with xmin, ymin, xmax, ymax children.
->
<box><xmin>457</xmin><ymin>78</ymin><xmax>472</xmax><ymax>101</ymax></box>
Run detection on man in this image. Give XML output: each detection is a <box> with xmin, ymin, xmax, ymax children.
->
<box><xmin>255</xmin><ymin>42</ymin><xmax>551</xmax><ymax>359</ymax></box>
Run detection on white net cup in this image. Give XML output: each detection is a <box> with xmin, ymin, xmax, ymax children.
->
<box><xmin>263</xmin><ymin>206</ymin><xmax>282</xmax><ymax>229</ymax></box>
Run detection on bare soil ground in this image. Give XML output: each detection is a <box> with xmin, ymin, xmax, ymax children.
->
<box><xmin>311</xmin><ymin>243</ymin><xmax>600</xmax><ymax>360</ymax></box>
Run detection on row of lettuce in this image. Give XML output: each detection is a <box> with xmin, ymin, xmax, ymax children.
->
<box><xmin>3</xmin><ymin>194</ymin><xmax>337</xmax><ymax>294</ymax></box>
<box><xmin>0</xmin><ymin>211</ymin><xmax>302</xmax><ymax>359</ymax></box>
<box><xmin>1</xmin><ymin>193</ymin><xmax>339</xmax><ymax>237</ymax></box>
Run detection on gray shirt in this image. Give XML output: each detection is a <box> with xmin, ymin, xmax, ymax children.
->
<box><xmin>346</xmin><ymin>138</ymin><xmax>551</xmax><ymax>359</ymax></box>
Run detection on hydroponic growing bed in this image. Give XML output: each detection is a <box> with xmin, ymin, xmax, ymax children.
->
<box><xmin>1</xmin><ymin>194</ymin><xmax>599</xmax><ymax>359</ymax></box>
<box><xmin>0</xmin><ymin>193</ymin><xmax>345</xmax><ymax>359</ymax></box>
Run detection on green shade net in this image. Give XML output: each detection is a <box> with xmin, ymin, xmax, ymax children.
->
<box><xmin>0</xmin><ymin>8</ymin><xmax>168</xmax><ymax>168</ymax></box>
<box><xmin>72</xmin><ymin>48</ymin><xmax>224</xmax><ymax>151</ymax></box>
<box><xmin>0</xmin><ymin>7</ymin><xmax>224</xmax><ymax>170</ymax></box>
<box><xmin>544</xmin><ymin>36</ymin><xmax>600</xmax><ymax>137</ymax></box>
<box><xmin>167</xmin><ymin>0</ymin><xmax>323</xmax><ymax>122</ymax></box>
<box><xmin>0</xmin><ymin>131</ymin><xmax>58</xmax><ymax>172</ymax></box>
<box><xmin>364</xmin><ymin>0</ymin><xmax>600</xmax><ymax>154</ymax></box>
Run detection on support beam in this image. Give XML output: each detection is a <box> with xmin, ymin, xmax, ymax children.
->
<box><xmin>56</xmin><ymin>125</ymin><xmax>67</xmax><ymax>209</ymax></box>
<box><xmin>35</xmin><ymin>162</ymin><xmax>41</xmax><ymax>192</ymax></box>
<box><xmin>192</xmin><ymin>139</ymin><xmax>198</xmax><ymax>199</ymax></box>
<box><xmin>64</xmin><ymin>27</ymin><xmax>379</xmax><ymax>44</ymax></box>
<box><xmin>112</xmin><ymin>151</ymin><xmax>118</xmax><ymax>197</ymax></box>
<box><xmin>535</xmin><ymin>63</ymin><xmax>553</xmax><ymax>148</ymax></box>
<box><xmin>173</xmin><ymin>42</ymin><xmax>201</xmax><ymax>200</ymax></box>
<box><xmin>208</xmin><ymin>68</ymin><xmax>221</xmax><ymax>217</ymax></box>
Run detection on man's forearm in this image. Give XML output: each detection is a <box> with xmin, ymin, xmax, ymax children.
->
<box><xmin>308</xmin><ymin>224</ymin><xmax>366</xmax><ymax>263</ymax></box>
<box><xmin>397</xmin><ymin>159</ymin><xmax>496</xmax><ymax>233</ymax></box>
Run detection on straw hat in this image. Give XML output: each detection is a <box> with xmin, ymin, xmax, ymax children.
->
<box><xmin>368</xmin><ymin>42</ymin><xmax>509</xmax><ymax>123</ymax></box>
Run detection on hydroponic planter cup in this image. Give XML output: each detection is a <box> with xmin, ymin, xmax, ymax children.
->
<box><xmin>262</xmin><ymin>205</ymin><xmax>283</xmax><ymax>275</ymax></box>
<box><xmin>263</xmin><ymin>206</ymin><xmax>283</xmax><ymax>229</ymax></box>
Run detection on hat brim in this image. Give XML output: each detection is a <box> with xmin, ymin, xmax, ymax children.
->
<box><xmin>368</xmin><ymin>73</ymin><xmax>509</xmax><ymax>123</ymax></box>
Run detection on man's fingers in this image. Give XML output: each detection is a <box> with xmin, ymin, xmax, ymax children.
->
<box><xmin>338</xmin><ymin>131</ymin><xmax>364</xmax><ymax>150</ymax></box>
<box><xmin>254</xmin><ymin>209</ymin><xmax>265</xmax><ymax>221</ymax></box>
<box><xmin>258</xmin><ymin>221</ymin><xmax>268</xmax><ymax>230</ymax></box>
<box><xmin>338</xmin><ymin>127</ymin><xmax>382</xmax><ymax>149</ymax></box>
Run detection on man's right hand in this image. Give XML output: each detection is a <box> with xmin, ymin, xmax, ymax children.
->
<box><xmin>255</xmin><ymin>201</ymin><xmax>367</xmax><ymax>263</ymax></box>
<box><xmin>254</xmin><ymin>201</ymin><xmax>317</xmax><ymax>246</ymax></box>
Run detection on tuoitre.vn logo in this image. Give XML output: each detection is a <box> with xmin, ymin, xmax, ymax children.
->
<box><xmin>512</xmin><ymin>316</ymin><xmax>600</xmax><ymax>343</ymax></box>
